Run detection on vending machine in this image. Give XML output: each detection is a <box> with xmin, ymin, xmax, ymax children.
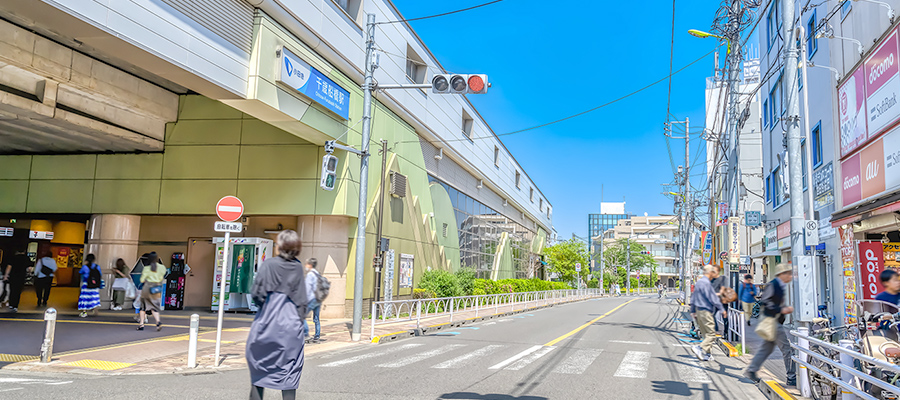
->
<box><xmin>211</xmin><ymin>237</ymin><xmax>273</xmax><ymax>312</ymax></box>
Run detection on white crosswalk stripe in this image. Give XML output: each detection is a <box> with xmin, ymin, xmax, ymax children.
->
<box><xmin>320</xmin><ymin>343</ymin><xmax>423</xmax><ymax>367</ymax></box>
<box><xmin>488</xmin><ymin>345</ymin><xmax>543</xmax><ymax>370</ymax></box>
<box><xmin>552</xmin><ymin>349</ymin><xmax>603</xmax><ymax>374</ymax></box>
<box><xmin>614</xmin><ymin>351</ymin><xmax>651</xmax><ymax>378</ymax></box>
<box><xmin>609</xmin><ymin>340</ymin><xmax>652</xmax><ymax>345</ymax></box>
<box><xmin>432</xmin><ymin>345</ymin><xmax>504</xmax><ymax>369</ymax></box>
<box><xmin>676</xmin><ymin>359</ymin><xmax>712</xmax><ymax>383</ymax></box>
<box><xmin>504</xmin><ymin>346</ymin><xmax>555</xmax><ymax>371</ymax></box>
<box><xmin>376</xmin><ymin>344</ymin><xmax>465</xmax><ymax>368</ymax></box>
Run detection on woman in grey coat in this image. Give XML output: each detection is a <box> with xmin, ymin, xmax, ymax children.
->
<box><xmin>245</xmin><ymin>230</ymin><xmax>307</xmax><ymax>400</ymax></box>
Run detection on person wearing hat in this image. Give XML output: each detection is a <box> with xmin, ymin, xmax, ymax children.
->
<box><xmin>690</xmin><ymin>264</ymin><xmax>726</xmax><ymax>362</ymax></box>
<box><xmin>744</xmin><ymin>263</ymin><xmax>796</xmax><ymax>386</ymax></box>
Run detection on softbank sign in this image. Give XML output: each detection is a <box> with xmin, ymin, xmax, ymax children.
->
<box><xmin>865</xmin><ymin>31</ymin><xmax>900</xmax><ymax>135</ymax></box>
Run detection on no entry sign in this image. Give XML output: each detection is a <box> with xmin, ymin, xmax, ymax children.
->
<box><xmin>216</xmin><ymin>196</ymin><xmax>244</xmax><ymax>222</ymax></box>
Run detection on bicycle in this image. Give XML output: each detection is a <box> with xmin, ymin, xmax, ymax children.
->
<box><xmin>805</xmin><ymin>317</ymin><xmax>853</xmax><ymax>400</ymax></box>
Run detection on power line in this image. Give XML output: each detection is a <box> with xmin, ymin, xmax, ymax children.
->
<box><xmin>665</xmin><ymin>0</ymin><xmax>677</xmax><ymax>124</ymax></box>
<box><xmin>377</xmin><ymin>0</ymin><xmax>505</xmax><ymax>24</ymax></box>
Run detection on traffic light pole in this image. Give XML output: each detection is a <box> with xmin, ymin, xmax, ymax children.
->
<box><xmin>373</xmin><ymin>139</ymin><xmax>389</xmax><ymax>313</ymax></box>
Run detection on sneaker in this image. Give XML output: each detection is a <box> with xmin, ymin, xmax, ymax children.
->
<box><xmin>9</xmin><ymin>307</ymin><xmax>16</xmax><ymax>313</ymax></box>
<box><xmin>785</xmin><ymin>377</ymin><xmax>796</xmax><ymax>387</ymax></box>
<box><xmin>703</xmin><ymin>353</ymin><xmax>714</xmax><ymax>362</ymax></box>
<box><xmin>79</xmin><ymin>311</ymin><xmax>87</xmax><ymax>318</ymax></box>
<box><xmin>692</xmin><ymin>345</ymin><xmax>704</xmax><ymax>360</ymax></box>
<box><xmin>743</xmin><ymin>370</ymin><xmax>760</xmax><ymax>383</ymax></box>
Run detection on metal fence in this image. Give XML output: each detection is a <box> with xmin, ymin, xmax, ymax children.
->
<box><xmin>727</xmin><ymin>307</ymin><xmax>746</xmax><ymax>353</ymax></box>
<box><xmin>370</xmin><ymin>289</ymin><xmax>602</xmax><ymax>338</ymax></box>
<box><xmin>790</xmin><ymin>328</ymin><xmax>900</xmax><ymax>400</ymax></box>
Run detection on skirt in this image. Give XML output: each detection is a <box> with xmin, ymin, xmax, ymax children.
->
<box><xmin>140</xmin><ymin>284</ymin><xmax>162</xmax><ymax>313</ymax></box>
<box><xmin>78</xmin><ymin>283</ymin><xmax>101</xmax><ymax>311</ymax></box>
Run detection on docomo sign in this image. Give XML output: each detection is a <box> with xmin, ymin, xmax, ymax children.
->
<box><xmin>859</xmin><ymin>242</ymin><xmax>885</xmax><ymax>300</ymax></box>
<box><xmin>216</xmin><ymin>196</ymin><xmax>244</xmax><ymax>222</ymax></box>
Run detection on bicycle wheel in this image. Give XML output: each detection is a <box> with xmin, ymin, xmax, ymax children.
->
<box><xmin>808</xmin><ymin>348</ymin><xmax>838</xmax><ymax>400</ymax></box>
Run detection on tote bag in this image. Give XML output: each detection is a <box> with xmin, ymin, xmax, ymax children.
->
<box><xmin>755</xmin><ymin>316</ymin><xmax>778</xmax><ymax>342</ymax></box>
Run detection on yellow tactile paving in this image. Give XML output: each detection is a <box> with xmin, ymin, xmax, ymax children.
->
<box><xmin>0</xmin><ymin>354</ymin><xmax>38</xmax><ymax>362</ymax></box>
<box><xmin>61</xmin><ymin>359</ymin><xmax>135</xmax><ymax>371</ymax></box>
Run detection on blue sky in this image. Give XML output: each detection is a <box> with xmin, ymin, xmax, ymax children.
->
<box><xmin>393</xmin><ymin>0</ymin><xmax>726</xmax><ymax>239</ymax></box>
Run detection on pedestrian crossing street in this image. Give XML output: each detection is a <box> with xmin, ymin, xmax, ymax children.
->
<box><xmin>318</xmin><ymin>341</ymin><xmax>714</xmax><ymax>383</ymax></box>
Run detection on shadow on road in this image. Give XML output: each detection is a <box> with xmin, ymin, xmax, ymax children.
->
<box><xmin>438</xmin><ymin>392</ymin><xmax>548</xmax><ymax>400</ymax></box>
<box><xmin>651</xmin><ymin>381</ymin><xmax>717</xmax><ymax>398</ymax></box>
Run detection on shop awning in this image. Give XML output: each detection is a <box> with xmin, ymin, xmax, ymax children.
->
<box><xmin>750</xmin><ymin>250</ymin><xmax>781</xmax><ymax>258</ymax></box>
<box><xmin>831</xmin><ymin>189</ymin><xmax>900</xmax><ymax>227</ymax></box>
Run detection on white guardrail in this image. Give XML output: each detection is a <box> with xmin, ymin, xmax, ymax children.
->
<box><xmin>727</xmin><ymin>307</ymin><xmax>746</xmax><ymax>353</ymax></box>
<box><xmin>790</xmin><ymin>328</ymin><xmax>900</xmax><ymax>400</ymax></box>
<box><xmin>370</xmin><ymin>289</ymin><xmax>603</xmax><ymax>338</ymax></box>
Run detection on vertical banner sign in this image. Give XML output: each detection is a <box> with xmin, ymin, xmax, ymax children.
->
<box><xmin>700</xmin><ymin>231</ymin><xmax>713</xmax><ymax>264</ymax></box>
<box><xmin>728</xmin><ymin>218</ymin><xmax>741</xmax><ymax>264</ymax></box>
<box><xmin>383</xmin><ymin>249</ymin><xmax>396</xmax><ymax>317</ymax></box>
<box><xmin>840</xmin><ymin>226</ymin><xmax>858</xmax><ymax>324</ymax></box>
<box><xmin>859</xmin><ymin>242</ymin><xmax>886</xmax><ymax>300</ymax></box>
<box><xmin>716</xmin><ymin>203</ymin><xmax>729</xmax><ymax>226</ymax></box>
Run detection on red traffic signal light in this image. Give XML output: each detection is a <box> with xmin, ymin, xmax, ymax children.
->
<box><xmin>432</xmin><ymin>74</ymin><xmax>489</xmax><ymax>94</ymax></box>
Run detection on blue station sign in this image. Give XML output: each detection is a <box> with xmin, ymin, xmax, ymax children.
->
<box><xmin>277</xmin><ymin>47</ymin><xmax>350</xmax><ymax>120</ymax></box>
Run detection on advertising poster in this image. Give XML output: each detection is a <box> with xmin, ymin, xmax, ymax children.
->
<box><xmin>840</xmin><ymin>226</ymin><xmax>858</xmax><ymax>325</ymax></box>
<box><xmin>700</xmin><ymin>231</ymin><xmax>713</xmax><ymax>264</ymax></box>
<box><xmin>864</xmin><ymin>30</ymin><xmax>900</xmax><ymax>137</ymax></box>
<box><xmin>399</xmin><ymin>254</ymin><xmax>414</xmax><ymax>289</ymax></box>
<box><xmin>884</xmin><ymin>243</ymin><xmax>900</xmax><ymax>268</ymax></box>
<box><xmin>859</xmin><ymin>242</ymin><xmax>886</xmax><ymax>300</ymax></box>
<box><xmin>230</xmin><ymin>244</ymin><xmax>255</xmax><ymax>294</ymax></box>
<box><xmin>840</xmin><ymin>67</ymin><xmax>868</xmax><ymax>156</ymax></box>
<box><xmin>716</xmin><ymin>202</ymin><xmax>729</xmax><ymax>226</ymax></box>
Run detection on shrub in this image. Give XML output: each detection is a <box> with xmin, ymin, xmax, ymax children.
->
<box><xmin>412</xmin><ymin>288</ymin><xmax>434</xmax><ymax>299</ymax></box>
<box><xmin>417</xmin><ymin>269</ymin><xmax>461</xmax><ymax>298</ymax></box>
<box><xmin>455</xmin><ymin>268</ymin><xmax>476</xmax><ymax>296</ymax></box>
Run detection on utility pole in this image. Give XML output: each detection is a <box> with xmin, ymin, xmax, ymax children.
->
<box><xmin>626</xmin><ymin>237</ymin><xmax>631</xmax><ymax>295</ymax></box>
<box><xmin>669</xmin><ymin>118</ymin><xmax>690</xmax><ymax>300</ymax></box>
<box><xmin>350</xmin><ymin>13</ymin><xmax>376</xmax><ymax>342</ymax></box>
<box><xmin>599</xmin><ymin>186</ymin><xmax>604</xmax><ymax>293</ymax></box>
<box><xmin>783</xmin><ymin>0</ymin><xmax>805</xmax><ymax>323</ymax></box>
<box><xmin>373</xmin><ymin>139</ymin><xmax>389</xmax><ymax>311</ymax></box>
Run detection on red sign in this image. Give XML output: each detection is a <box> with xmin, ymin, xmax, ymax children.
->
<box><xmin>216</xmin><ymin>196</ymin><xmax>244</xmax><ymax>222</ymax></box>
<box><xmin>842</xmin><ymin>152</ymin><xmax>863</xmax><ymax>206</ymax></box>
<box><xmin>859</xmin><ymin>241</ymin><xmax>885</xmax><ymax>300</ymax></box>
<box><xmin>777</xmin><ymin>221</ymin><xmax>791</xmax><ymax>239</ymax></box>
<box><xmin>861</xmin><ymin>139</ymin><xmax>886</xmax><ymax>198</ymax></box>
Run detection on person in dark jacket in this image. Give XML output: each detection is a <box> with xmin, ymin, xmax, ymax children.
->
<box><xmin>690</xmin><ymin>264</ymin><xmax>726</xmax><ymax>361</ymax></box>
<box><xmin>3</xmin><ymin>251</ymin><xmax>30</xmax><ymax>313</ymax></box>
<box><xmin>739</xmin><ymin>274</ymin><xmax>758</xmax><ymax>325</ymax></box>
<box><xmin>245</xmin><ymin>230</ymin><xmax>307</xmax><ymax>400</ymax></box>
<box><xmin>744</xmin><ymin>263</ymin><xmax>796</xmax><ymax>386</ymax></box>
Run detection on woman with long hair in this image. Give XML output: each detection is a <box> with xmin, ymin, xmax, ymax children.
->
<box><xmin>137</xmin><ymin>252</ymin><xmax>165</xmax><ymax>331</ymax></box>
<box><xmin>78</xmin><ymin>254</ymin><xmax>102</xmax><ymax>318</ymax></box>
<box><xmin>245</xmin><ymin>230</ymin><xmax>307</xmax><ymax>400</ymax></box>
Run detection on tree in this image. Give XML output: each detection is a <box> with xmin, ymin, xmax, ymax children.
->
<box><xmin>544</xmin><ymin>238</ymin><xmax>589</xmax><ymax>286</ymax></box>
<box><xmin>600</xmin><ymin>238</ymin><xmax>658</xmax><ymax>290</ymax></box>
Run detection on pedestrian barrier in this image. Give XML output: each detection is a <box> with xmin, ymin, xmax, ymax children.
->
<box><xmin>726</xmin><ymin>307</ymin><xmax>746</xmax><ymax>354</ymax></box>
<box><xmin>370</xmin><ymin>289</ymin><xmax>602</xmax><ymax>338</ymax></box>
<box><xmin>790</xmin><ymin>329</ymin><xmax>900</xmax><ymax>400</ymax></box>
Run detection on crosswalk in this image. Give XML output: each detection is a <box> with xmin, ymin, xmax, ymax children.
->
<box><xmin>0</xmin><ymin>377</ymin><xmax>72</xmax><ymax>393</ymax></box>
<box><xmin>318</xmin><ymin>341</ymin><xmax>714</xmax><ymax>382</ymax></box>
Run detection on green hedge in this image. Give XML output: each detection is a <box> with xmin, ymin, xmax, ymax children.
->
<box><xmin>417</xmin><ymin>267</ymin><xmax>570</xmax><ymax>298</ymax></box>
<box><xmin>473</xmin><ymin>279</ymin><xmax>570</xmax><ymax>295</ymax></box>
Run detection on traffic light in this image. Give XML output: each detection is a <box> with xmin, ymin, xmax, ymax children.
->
<box><xmin>431</xmin><ymin>74</ymin><xmax>489</xmax><ymax>94</ymax></box>
<box><xmin>320</xmin><ymin>154</ymin><xmax>338</xmax><ymax>191</ymax></box>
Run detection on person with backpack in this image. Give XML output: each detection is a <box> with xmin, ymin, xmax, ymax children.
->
<box><xmin>33</xmin><ymin>250</ymin><xmax>57</xmax><ymax>307</ymax></box>
<box><xmin>78</xmin><ymin>254</ymin><xmax>103</xmax><ymax>318</ymax></box>
<box><xmin>304</xmin><ymin>258</ymin><xmax>329</xmax><ymax>343</ymax></box>
<box><xmin>739</xmin><ymin>274</ymin><xmax>758</xmax><ymax>326</ymax></box>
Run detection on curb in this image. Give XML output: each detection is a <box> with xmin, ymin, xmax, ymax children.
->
<box><xmin>717</xmin><ymin>338</ymin><xmax>740</xmax><ymax>357</ymax></box>
<box><xmin>758</xmin><ymin>379</ymin><xmax>798</xmax><ymax>400</ymax></box>
<box><xmin>371</xmin><ymin>296</ymin><xmax>605</xmax><ymax>344</ymax></box>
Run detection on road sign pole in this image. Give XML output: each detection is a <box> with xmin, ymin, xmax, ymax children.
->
<box><xmin>215</xmin><ymin>230</ymin><xmax>229</xmax><ymax>366</ymax></box>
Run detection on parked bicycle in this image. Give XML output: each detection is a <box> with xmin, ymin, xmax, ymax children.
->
<box><xmin>854</xmin><ymin>300</ymin><xmax>900</xmax><ymax>400</ymax></box>
<box><xmin>805</xmin><ymin>317</ymin><xmax>854</xmax><ymax>400</ymax></box>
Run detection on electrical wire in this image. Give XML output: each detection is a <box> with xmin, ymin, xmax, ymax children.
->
<box><xmin>377</xmin><ymin>0</ymin><xmax>505</xmax><ymax>24</ymax></box>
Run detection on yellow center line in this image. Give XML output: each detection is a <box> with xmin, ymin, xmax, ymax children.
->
<box><xmin>543</xmin><ymin>298</ymin><xmax>638</xmax><ymax>347</ymax></box>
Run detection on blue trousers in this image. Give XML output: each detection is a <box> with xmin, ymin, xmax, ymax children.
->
<box><xmin>304</xmin><ymin>299</ymin><xmax>321</xmax><ymax>338</ymax></box>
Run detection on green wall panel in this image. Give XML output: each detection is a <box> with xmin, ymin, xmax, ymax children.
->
<box><xmin>177</xmin><ymin>95</ymin><xmax>243</xmax><ymax>120</ymax></box>
<box><xmin>0</xmin><ymin>156</ymin><xmax>32</xmax><ymax>179</ymax></box>
<box><xmin>238</xmin><ymin>145</ymin><xmax>318</xmax><ymax>179</ymax></box>
<box><xmin>95</xmin><ymin>154</ymin><xmax>163</xmax><ymax>179</ymax></box>
<box><xmin>31</xmin><ymin>155</ymin><xmax>96</xmax><ymax>180</ymax></box>
<box><xmin>162</xmin><ymin>146</ymin><xmax>241</xmax><ymax>179</ymax></box>
<box><xmin>27</xmin><ymin>180</ymin><xmax>93</xmax><ymax>213</ymax></box>
<box><xmin>236</xmin><ymin>179</ymin><xmax>317</xmax><ymax>214</ymax></box>
<box><xmin>0</xmin><ymin>181</ymin><xmax>28</xmax><ymax>212</ymax></box>
<box><xmin>166</xmin><ymin>119</ymin><xmax>242</xmax><ymax>145</ymax></box>
<box><xmin>92</xmin><ymin>180</ymin><xmax>161</xmax><ymax>214</ymax></box>
<box><xmin>240</xmin><ymin>119</ymin><xmax>309</xmax><ymax>145</ymax></box>
<box><xmin>159</xmin><ymin>180</ymin><xmax>237</xmax><ymax>214</ymax></box>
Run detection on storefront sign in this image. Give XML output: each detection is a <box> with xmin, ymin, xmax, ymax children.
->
<box><xmin>842</xmin><ymin>152</ymin><xmax>863</xmax><ymax>205</ymax></box>
<box><xmin>813</xmin><ymin>162</ymin><xmax>835</xmax><ymax>210</ymax></box>
<box><xmin>859</xmin><ymin>241</ymin><xmax>886</xmax><ymax>300</ymax></box>
<box><xmin>840</xmin><ymin>225</ymin><xmax>858</xmax><ymax>325</ymax></box>
<box><xmin>277</xmin><ymin>47</ymin><xmax>350</xmax><ymax>120</ymax></box>
<box><xmin>884</xmin><ymin>128</ymin><xmax>900</xmax><ymax>190</ymax></box>
<box><xmin>728</xmin><ymin>218</ymin><xmax>741</xmax><ymax>264</ymax></box>
<box><xmin>861</xmin><ymin>140</ymin><xmax>886</xmax><ymax>198</ymax></box>
<box><xmin>777</xmin><ymin>221</ymin><xmax>791</xmax><ymax>239</ymax></box>
<box><xmin>745</xmin><ymin>211</ymin><xmax>761</xmax><ymax>227</ymax></box>
<box><xmin>864</xmin><ymin>30</ymin><xmax>900</xmax><ymax>137</ymax></box>
<box><xmin>819</xmin><ymin>216</ymin><xmax>836</xmax><ymax>239</ymax></box>
<box><xmin>885</xmin><ymin>242</ymin><xmax>900</xmax><ymax>267</ymax></box>
<box><xmin>399</xmin><ymin>254</ymin><xmax>414</xmax><ymax>289</ymax></box>
<box><xmin>701</xmin><ymin>231</ymin><xmax>713</xmax><ymax>264</ymax></box>
<box><xmin>29</xmin><ymin>230</ymin><xmax>53</xmax><ymax>240</ymax></box>
<box><xmin>765</xmin><ymin>228</ymin><xmax>778</xmax><ymax>251</ymax></box>
<box><xmin>716</xmin><ymin>202</ymin><xmax>729</xmax><ymax>226</ymax></box>
<box><xmin>840</xmin><ymin>68</ymin><xmax>868</xmax><ymax>156</ymax></box>
<box><xmin>0</xmin><ymin>227</ymin><xmax>12</xmax><ymax>237</ymax></box>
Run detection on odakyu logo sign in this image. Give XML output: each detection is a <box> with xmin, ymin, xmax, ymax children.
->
<box><xmin>276</xmin><ymin>47</ymin><xmax>350</xmax><ymax>120</ymax></box>
<box><xmin>283</xmin><ymin>56</ymin><xmax>310</xmax><ymax>89</ymax></box>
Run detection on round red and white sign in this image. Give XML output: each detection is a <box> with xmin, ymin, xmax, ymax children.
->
<box><xmin>216</xmin><ymin>196</ymin><xmax>244</xmax><ymax>222</ymax></box>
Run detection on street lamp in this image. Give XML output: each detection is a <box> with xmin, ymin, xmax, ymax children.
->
<box><xmin>815</xmin><ymin>26</ymin><xmax>864</xmax><ymax>55</ymax></box>
<box><xmin>688</xmin><ymin>29</ymin><xmax>731</xmax><ymax>54</ymax></box>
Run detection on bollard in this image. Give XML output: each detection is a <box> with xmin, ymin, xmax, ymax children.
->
<box><xmin>839</xmin><ymin>339</ymin><xmax>858</xmax><ymax>400</ymax></box>
<box><xmin>39</xmin><ymin>308</ymin><xmax>57</xmax><ymax>363</ymax></box>
<box><xmin>797</xmin><ymin>327</ymin><xmax>811</xmax><ymax>397</ymax></box>
<box><xmin>187</xmin><ymin>314</ymin><xmax>199</xmax><ymax>368</ymax></box>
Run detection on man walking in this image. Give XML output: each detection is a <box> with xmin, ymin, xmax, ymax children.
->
<box><xmin>744</xmin><ymin>263</ymin><xmax>797</xmax><ymax>386</ymax></box>
<box><xmin>690</xmin><ymin>264</ymin><xmax>726</xmax><ymax>361</ymax></box>
<box><xmin>33</xmin><ymin>250</ymin><xmax>57</xmax><ymax>307</ymax></box>
<box><xmin>4</xmin><ymin>250</ymin><xmax>31</xmax><ymax>313</ymax></box>
<box><xmin>304</xmin><ymin>258</ymin><xmax>322</xmax><ymax>343</ymax></box>
<box><xmin>739</xmin><ymin>274</ymin><xmax>758</xmax><ymax>325</ymax></box>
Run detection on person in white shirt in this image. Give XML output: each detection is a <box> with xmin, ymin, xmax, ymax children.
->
<box><xmin>33</xmin><ymin>250</ymin><xmax>57</xmax><ymax>307</ymax></box>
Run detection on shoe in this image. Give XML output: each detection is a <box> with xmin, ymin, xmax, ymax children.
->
<box><xmin>744</xmin><ymin>370</ymin><xmax>760</xmax><ymax>383</ymax></box>
<box><xmin>9</xmin><ymin>307</ymin><xmax>16</xmax><ymax>313</ymax></box>
<box><xmin>156</xmin><ymin>322</ymin><xmax>162</xmax><ymax>332</ymax></box>
<box><xmin>692</xmin><ymin>345</ymin><xmax>704</xmax><ymax>360</ymax></box>
<box><xmin>785</xmin><ymin>378</ymin><xmax>796</xmax><ymax>387</ymax></box>
<box><xmin>703</xmin><ymin>353</ymin><xmax>714</xmax><ymax>362</ymax></box>
<box><xmin>747</xmin><ymin>320</ymin><xmax>751</xmax><ymax>326</ymax></box>
<box><xmin>137</xmin><ymin>325</ymin><xmax>144</xmax><ymax>331</ymax></box>
<box><xmin>79</xmin><ymin>311</ymin><xmax>87</xmax><ymax>318</ymax></box>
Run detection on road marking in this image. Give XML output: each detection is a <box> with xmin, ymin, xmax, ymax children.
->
<box><xmin>553</xmin><ymin>349</ymin><xmax>602</xmax><ymax>374</ymax></box>
<box><xmin>376</xmin><ymin>344</ymin><xmax>464</xmax><ymax>368</ymax></box>
<box><xmin>543</xmin><ymin>298</ymin><xmax>638</xmax><ymax>347</ymax></box>
<box><xmin>609</xmin><ymin>340</ymin><xmax>652</xmax><ymax>345</ymax></box>
<box><xmin>60</xmin><ymin>359</ymin><xmax>135</xmax><ymax>371</ymax></box>
<box><xmin>613</xmin><ymin>351</ymin><xmax>651</xmax><ymax>379</ymax></box>
<box><xmin>432</xmin><ymin>345</ymin><xmax>504</xmax><ymax>369</ymax></box>
<box><xmin>504</xmin><ymin>346</ymin><xmax>555</xmax><ymax>371</ymax></box>
<box><xmin>0</xmin><ymin>388</ymin><xmax>24</xmax><ymax>393</ymax></box>
<box><xmin>0</xmin><ymin>378</ymin><xmax>72</xmax><ymax>385</ymax></box>
<box><xmin>676</xmin><ymin>359</ymin><xmax>712</xmax><ymax>383</ymax></box>
<box><xmin>320</xmin><ymin>343</ymin><xmax>423</xmax><ymax>367</ymax></box>
<box><xmin>0</xmin><ymin>354</ymin><xmax>37</xmax><ymax>362</ymax></box>
<box><xmin>488</xmin><ymin>345</ymin><xmax>543</xmax><ymax>370</ymax></box>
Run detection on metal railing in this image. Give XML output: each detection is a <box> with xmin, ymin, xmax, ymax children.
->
<box><xmin>727</xmin><ymin>307</ymin><xmax>746</xmax><ymax>353</ymax></box>
<box><xmin>370</xmin><ymin>289</ymin><xmax>602</xmax><ymax>338</ymax></box>
<box><xmin>790</xmin><ymin>328</ymin><xmax>900</xmax><ymax>400</ymax></box>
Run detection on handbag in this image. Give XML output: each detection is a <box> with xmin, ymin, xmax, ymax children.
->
<box><xmin>755</xmin><ymin>316</ymin><xmax>778</xmax><ymax>342</ymax></box>
<box><xmin>149</xmin><ymin>284</ymin><xmax>163</xmax><ymax>295</ymax></box>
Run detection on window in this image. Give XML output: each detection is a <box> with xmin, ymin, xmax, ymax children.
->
<box><xmin>405</xmin><ymin>45</ymin><xmax>426</xmax><ymax>85</ymax></box>
<box><xmin>539</xmin><ymin>198</ymin><xmax>543</xmax><ymax>211</ymax></box>
<box><xmin>768</xmin><ymin>72</ymin><xmax>784</xmax><ymax>129</ymax></box>
<box><xmin>333</xmin><ymin>0</ymin><xmax>362</xmax><ymax>23</ymax></box>
<box><xmin>841</xmin><ymin>0</ymin><xmax>851</xmax><ymax>20</ymax></box>
<box><xmin>763</xmin><ymin>99</ymin><xmax>769</xmax><ymax>128</ymax></box>
<box><xmin>772</xmin><ymin>167</ymin><xmax>783</xmax><ymax>207</ymax></box>
<box><xmin>766</xmin><ymin>174</ymin><xmax>771</xmax><ymax>203</ymax></box>
<box><xmin>801</xmin><ymin>139</ymin><xmax>808</xmax><ymax>191</ymax></box>
<box><xmin>442</xmin><ymin>223</ymin><xmax>448</xmax><ymax>237</ymax></box>
<box><xmin>461</xmin><ymin>109</ymin><xmax>474</xmax><ymax>139</ymax></box>
<box><xmin>811</xmin><ymin>122</ymin><xmax>823</xmax><ymax>167</ymax></box>
<box><xmin>494</xmin><ymin>146</ymin><xmax>500</xmax><ymax>167</ymax></box>
<box><xmin>807</xmin><ymin>10</ymin><xmax>818</xmax><ymax>57</ymax></box>
<box><xmin>529</xmin><ymin>188</ymin><xmax>534</xmax><ymax>203</ymax></box>
<box><xmin>766</xmin><ymin>0</ymin><xmax>781</xmax><ymax>50</ymax></box>
<box><xmin>515</xmin><ymin>171</ymin><xmax>521</xmax><ymax>189</ymax></box>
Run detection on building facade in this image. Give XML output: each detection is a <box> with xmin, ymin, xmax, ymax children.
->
<box><xmin>600</xmin><ymin>215</ymin><xmax>681</xmax><ymax>287</ymax></box>
<box><xmin>0</xmin><ymin>0</ymin><xmax>551</xmax><ymax>317</ymax></box>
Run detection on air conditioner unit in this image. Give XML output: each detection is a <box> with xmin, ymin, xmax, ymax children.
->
<box><xmin>390</xmin><ymin>172</ymin><xmax>407</xmax><ymax>198</ymax></box>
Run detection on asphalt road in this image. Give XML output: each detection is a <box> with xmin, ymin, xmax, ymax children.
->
<box><xmin>0</xmin><ymin>296</ymin><xmax>765</xmax><ymax>399</ymax></box>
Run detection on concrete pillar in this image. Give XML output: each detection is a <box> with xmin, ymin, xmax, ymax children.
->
<box><xmin>297</xmin><ymin>215</ymin><xmax>349</xmax><ymax>319</ymax></box>
<box><xmin>86</xmin><ymin>215</ymin><xmax>141</xmax><ymax>307</ymax></box>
